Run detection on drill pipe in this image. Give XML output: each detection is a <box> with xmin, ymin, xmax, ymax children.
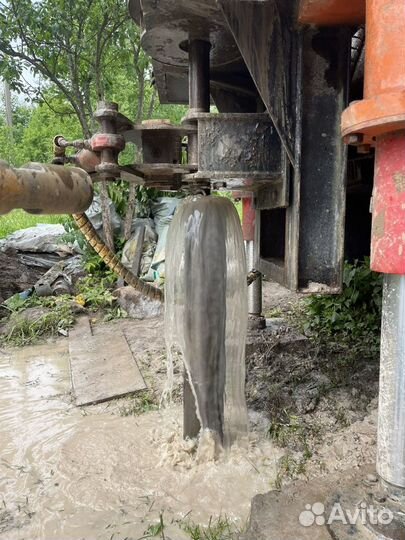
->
<box><xmin>0</xmin><ymin>161</ymin><xmax>93</xmax><ymax>215</ymax></box>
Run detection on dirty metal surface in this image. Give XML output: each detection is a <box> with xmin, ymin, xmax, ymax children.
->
<box><xmin>256</xmin><ymin>27</ymin><xmax>349</xmax><ymax>292</ymax></box>
<box><xmin>129</xmin><ymin>0</ymin><xmax>262</xmax><ymax>106</ymax></box>
<box><xmin>196</xmin><ymin>113</ymin><xmax>283</xmax><ymax>177</ymax></box>
<box><xmin>371</xmin><ymin>131</ymin><xmax>405</xmax><ymax>274</ymax></box>
<box><xmin>296</xmin><ymin>27</ymin><xmax>349</xmax><ymax>291</ymax></box>
<box><xmin>130</xmin><ymin>0</ymin><xmax>239</xmax><ymax>69</ymax></box>
<box><xmin>69</xmin><ymin>317</ymin><xmax>146</xmax><ymax>406</ymax></box>
<box><xmin>256</xmin><ymin>178</ymin><xmax>289</xmax><ymax>211</ymax></box>
<box><xmin>0</xmin><ymin>162</ymin><xmax>93</xmax><ymax>215</ymax></box>
<box><xmin>218</xmin><ymin>0</ymin><xmax>298</xmax><ymax>166</ymax></box>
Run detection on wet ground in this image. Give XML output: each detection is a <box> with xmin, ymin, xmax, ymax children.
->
<box><xmin>0</xmin><ymin>282</ymin><xmax>380</xmax><ymax>539</ymax></box>
<box><xmin>0</xmin><ymin>318</ymin><xmax>284</xmax><ymax>539</ymax></box>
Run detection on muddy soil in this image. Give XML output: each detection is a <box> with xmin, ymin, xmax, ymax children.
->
<box><xmin>246</xmin><ymin>281</ymin><xmax>379</xmax><ymax>479</ymax></box>
<box><xmin>0</xmin><ymin>281</ymin><xmax>380</xmax><ymax>539</ymax></box>
<box><xmin>0</xmin><ymin>250</ymin><xmax>44</xmax><ymax>307</ymax></box>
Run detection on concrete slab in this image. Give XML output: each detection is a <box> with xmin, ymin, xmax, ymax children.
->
<box><xmin>69</xmin><ymin>316</ymin><xmax>146</xmax><ymax>406</ymax></box>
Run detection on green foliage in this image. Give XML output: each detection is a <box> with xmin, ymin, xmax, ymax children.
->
<box><xmin>0</xmin><ymin>102</ymin><xmax>33</xmax><ymax>166</ymax></box>
<box><xmin>214</xmin><ymin>191</ymin><xmax>242</xmax><ymax>221</ymax></box>
<box><xmin>0</xmin><ymin>0</ymin><xmax>132</xmax><ymax>135</ymax></box>
<box><xmin>140</xmin><ymin>514</ymin><xmax>165</xmax><ymax>539</ymax></box>
<box><xmin>1</xmin><ymin>296</ymin><xmax>75</xmax><ymax>347</ymax></box>
<box><xmin>0</xmin><ymin>269</ymin><xmax>126</xmax><ymax>347</ymax></box>
<box><xmin>18</xmin><ymin>97</ymin><xmax>82</xmax><ymax>164</ymax></box>
<box><xmin>76</xmin><ymin>274</ymin><xmax>117</xmax><ymax>311</ymax></box>
<box><xmin>0</xmin><ymin>210</ymin><xmax>67</xmax><ymax>239</ymax></box>
<box><xmin>62</xmin><ymin>217</ymin><xmax>117</xmax><ymax>276</ymax></box>
<box><xmin>136</xmin><ymin>186</ymin><xmax>158</xmax><ymax>218</ymax></box>
<box><xmin>298</xmin><ymin>259</ymin><xmax>382</xmax><ymax>356</ymax></box>
<box><xmin>139</xmin><ymin>515</ymin><xmax>241</xmax><ymax>540</ymax></box>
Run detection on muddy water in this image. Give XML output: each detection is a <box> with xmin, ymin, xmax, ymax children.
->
<box><xmin>0</xmin><ymin>340</ymin><xmax>283</xmax><ymax>540</ymax></box>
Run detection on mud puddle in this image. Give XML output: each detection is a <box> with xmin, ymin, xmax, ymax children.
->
<box><xmin>0</xmin><ymin>340</ymin><xmax>284</xmax><ymax>540</ymax></box>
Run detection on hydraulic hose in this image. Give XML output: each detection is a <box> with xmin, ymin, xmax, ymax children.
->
<box><xmin>72</xmin><ymin>212</ymin><xmax>164</xmax><ymax>302</ymax></box>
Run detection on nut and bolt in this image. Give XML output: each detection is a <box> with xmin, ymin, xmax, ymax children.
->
<box><xmin>344</xmin><ymin>133</ymin><xmax>364</xmax><ymax>145</ymax></box>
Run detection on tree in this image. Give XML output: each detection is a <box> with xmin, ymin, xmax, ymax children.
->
<box><xmin>0</xmin><ymin>0</ymin><xmax>188</xmax><ymax>249</ymax></box>
<box><xmin>0</xmin><ymin>0</ymin><xmax>132</xmax><ymax>137</ymax></box>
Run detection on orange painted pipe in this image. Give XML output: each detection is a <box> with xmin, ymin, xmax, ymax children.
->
<box><xmin>364</xmin><ymin>0</ymin><xmax>405</xmax><ymax>98</ymax></box>
<box><xmin>299</xmin><ymin>0</ymin><xmax>365</xmax><ymax>26</ymax></box>
<box><xmin>341</xmin><ymin>0</ymin><xmax>405</xmax><ymax>274</ymax></box>
<box><xmin>342</xmin><ymin>0</ymin><xmax>405</xmax><ymax>140</ymax></box>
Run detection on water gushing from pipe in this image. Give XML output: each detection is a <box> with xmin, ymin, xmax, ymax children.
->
<box><xmin>165</xmin><ymin>196</ymin><xmax>248</xmax><ymax>452</ymax></box>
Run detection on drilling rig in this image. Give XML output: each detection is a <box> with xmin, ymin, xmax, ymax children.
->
<box><xmin>2</xmin><ymin>1</ymin><xmax>405</xmax><ymax>537</ymax></box>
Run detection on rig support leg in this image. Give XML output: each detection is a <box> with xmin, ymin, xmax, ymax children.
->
<box><xmin>243</xmin><ymin>196</ymin><xmax>265</xmax><ymax>330</ymax></box>
<box><xmin>378</xmin><ymin>275</ymin><xmax>405</xmax><ymax>496</ymax></box>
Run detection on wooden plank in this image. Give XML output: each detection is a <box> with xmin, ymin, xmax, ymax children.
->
<box><xmin>69</xmin><ymin>317</ymin><xmax>146</xmax><ymax>406</ymax></box>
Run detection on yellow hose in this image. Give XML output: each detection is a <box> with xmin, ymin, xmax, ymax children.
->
<box><xmin>73</xmin><ymin>213</ymin><xmax>164</xmax><ymax>302</ymax></box>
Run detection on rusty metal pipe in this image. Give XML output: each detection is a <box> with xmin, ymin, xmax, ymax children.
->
<box><xmin>0</xmin><ymin>161</ymin><xmax>93</xmax><ymax>215</ymax></box>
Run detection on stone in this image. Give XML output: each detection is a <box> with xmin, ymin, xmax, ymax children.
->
<box><xmin>113</xmin><ymin>286</ymin><xmax>162</xmax><ymax>319</ymax></box>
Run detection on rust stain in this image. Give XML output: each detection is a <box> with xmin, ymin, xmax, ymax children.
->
<box><xmin>393</xmin><ymin>172</ymin><xmax>405</xmax><ymax>192</ymax></box>
<box><xmin>56</xmin><ymin>167</ymin><xmax>74</xmax><ymax>190</ymax></box>
<box><xmin>373</xmin><ymin>211</ymin><xmax>385</xmax><ymax>238</ymax></box>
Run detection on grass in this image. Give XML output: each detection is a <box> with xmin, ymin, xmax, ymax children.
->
<box><xmin>0</xmin><ymin>209</ymin><xmax>67</xmax><ymax>239</ymax></box>
<box><xmin>0</xmin><ymin>296</ymin><xmax>75</xmax><ymax>347</ymax></box>
<box><xmin>268</xmin><ymin>412</ymin><xmax>322</xmax><ymax>489</ymax></box>
<box><xmin>181</xmin><ymin>516</ymin><xmax>238</xmax><ymax>540</ymax></box>
<box><xmin>0</xmin><ymin>275</ymin><xmax>126</xmax><ymax>347</ymax></box>
<box><xmin>139</xmin><ymin>515</ymin><xmax>241</xmax><ymax>540</ymax></box>
<box><xmin>119</xmin><ymin>390</ymin><xmax>159</xmax><ymax>416</ymax></box>
<box><xmin>274</xmin><ymin>454</ymin><xmax>309</xmax><ymax>490</ymax></box>
<box><xmin>267</xmin><ymin>411</ymin><xmax>319</xmax><ymax>457</ymax></box>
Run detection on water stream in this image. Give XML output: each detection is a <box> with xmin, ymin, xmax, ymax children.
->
<box><xmin>165</xmin><ymin>195</ymin><xmax>248</xmax><ymax>449</ymax></box>
<box><xmin>0</xmin><ymin>196</ymin><xmax>284</xmax><ymax>539</ymax></box>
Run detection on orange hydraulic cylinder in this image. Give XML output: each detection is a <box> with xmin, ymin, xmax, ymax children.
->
<box><xmin>364</xmin><ymin>0</ymin><xmax>405</xmax><ymax>99</ymax></box>
<box><xmin>299</xmin><ymin>0</ymin><xmax>365</xmax><ymax>26</ymax></box>
<box><xmin>342</xmin><ymin>0</ymin><xmax>405</xmax><ymax>141</ymax></box>
<box><xmin>341</xmin><ymin>0</ymin><xmax>405</xmax><ymax>274</ymax></box>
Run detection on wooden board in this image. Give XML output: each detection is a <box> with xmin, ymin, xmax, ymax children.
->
<box><xmin>69</xmin><ymin>317</ymin><xmax>146</xmax><ymax>406</ymax></box>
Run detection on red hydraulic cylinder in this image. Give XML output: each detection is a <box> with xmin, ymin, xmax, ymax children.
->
<box><xmin>371</xmin><ymin>131</ymin><xmax>405</xmax><ymax>274</ymax></box>
<box><xmin>341</xmin><ymin>0</ymin><xmax>405</xmax><ymax>274</ymax></box>
<box><xmin>242</xmin><ymin>196</ymin><xmax>255</xmax><ymax>242</ymax></box>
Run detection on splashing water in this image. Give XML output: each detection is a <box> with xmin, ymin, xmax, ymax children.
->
<box><xmin>165</xmin><ymin>195</ymin><xmax>248</xmax><ymax>450</ymax></box>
